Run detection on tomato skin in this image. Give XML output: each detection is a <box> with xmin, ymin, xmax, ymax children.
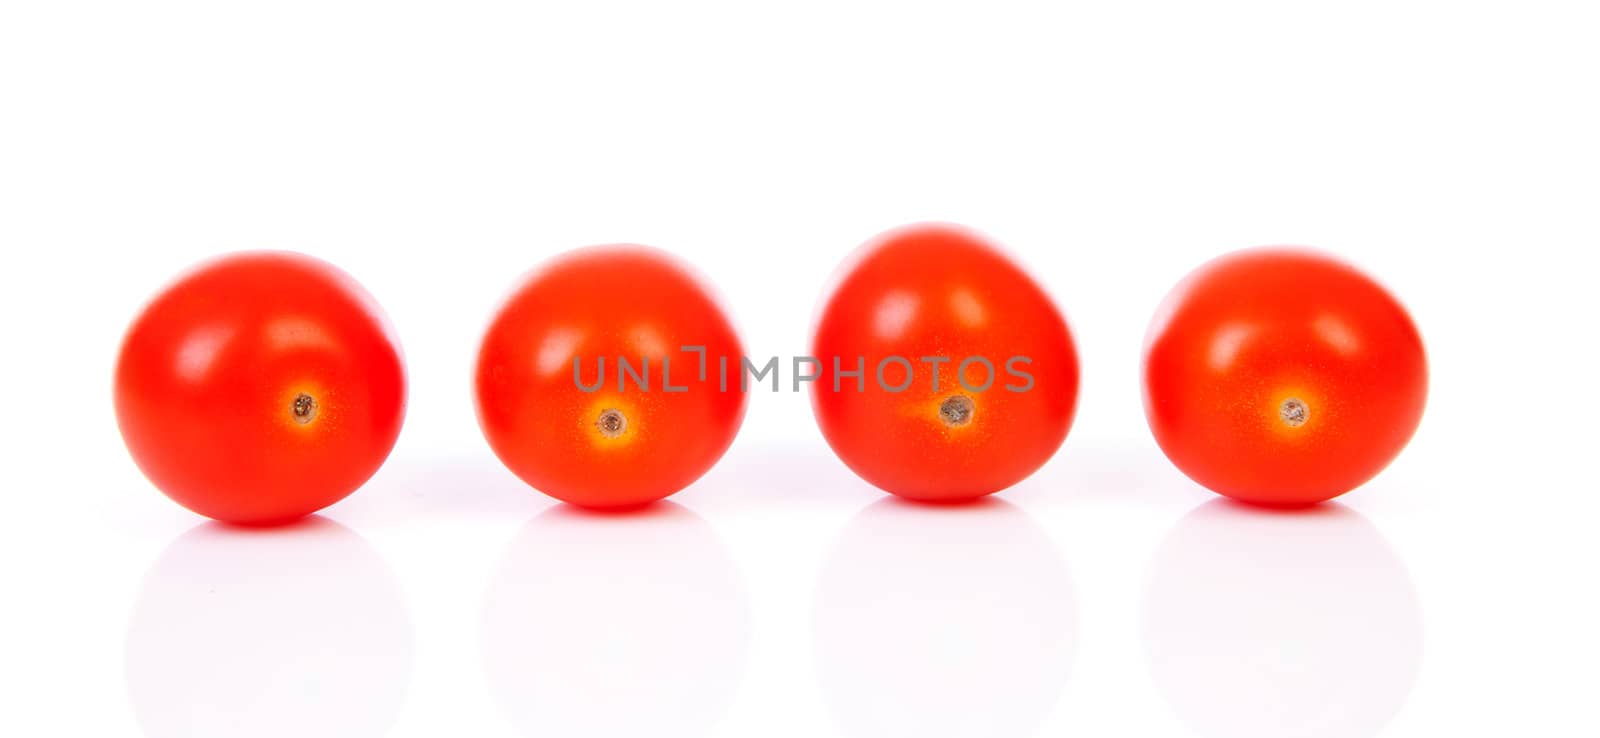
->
<box><xmin>474</xmin><ymin>245</ymin><xmax>748</xmax><ymax>508</ymax></box>
<box><xmin>1142</xmin><ymin>248</ymin><xmax>1427</xmax><ymax>506</ymax></box>
<box><xmin>114</xmin><ymin>252</ymin><xmax>407</xmax><ymax>525</ymax></box>
<box><xmin>810</xmin><ymin>223</ymin><xmax>1080</xmax><ymax>502</ymax></box>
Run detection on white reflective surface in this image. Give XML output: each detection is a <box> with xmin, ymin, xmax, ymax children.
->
<box><xmin>481</xmin><ymin>503</ymin><xmax>747</xmax><ymax>738</ymax></box>
<box><xmin>814</xmin><ymin>498</ymin><xmax>1076</xmax><ymax>738</ymax></box>
<box><xmin>1143</xmin><ymin>501</ymin><xmax>1421</xmax><ymax>738</ymax></box>
<box><xmin>125</xmin><ymin>518</ymin><xmax>412</xmax><ymax>738</ymax></box>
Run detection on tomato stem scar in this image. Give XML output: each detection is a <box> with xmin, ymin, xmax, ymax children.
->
<box><xmin>291</xmin><ymin>393</ymin><xmax>318</xmax><ymax>425</ymax></box>
<box><xmin>939</xmin><ymin>394</ymin><xmax>975</xmax><ymax>427</ymax></box>
<box><xmin>1280</xmin><ymin>397</ymin><xmax>1308</xmax><ymax>428</ymax></box>
<box><xmin>596</xmin><ymin>408</ymin><xmax>627</xmax><ymax>438</ymax></box>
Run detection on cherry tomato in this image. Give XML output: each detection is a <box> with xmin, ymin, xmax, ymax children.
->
<box><xmin>475</xmin><ymin>245</ymin><xmax>747</xmax><ymax>508</ymax></box>
<box><xmin>810</xmin><ymin>223</ymin><xmax>1080</xmax><ymax>502</ymax></box>
<box><xmin>1142</xmin><ymin>248</ymin><xmax>1427</xmax><ymax>506</ymax></box>
<box><xmin>115</xmin><ymin>252</ymin><xmax>407</xmax><ymax>524</ymax></box>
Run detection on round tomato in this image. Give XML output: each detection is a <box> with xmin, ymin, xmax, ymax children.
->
<box><xmin>474</xmin><ymin>245</ymin><xmax>747</xmax><ymax>508</ymax></box>
<box><xmin>1142</xmin><ymin>248</ymin><xmax>1427</xmax><ymax>506</ymax></box>
<box><xmin>810</xmin><ymin>223</ymin><xmax>1080</xmax><ymax>502</ymax></box>
<box><xmin>115</xmin><ymin>252</ymin><xmax>407</xmax><ymax>524</ymax></box>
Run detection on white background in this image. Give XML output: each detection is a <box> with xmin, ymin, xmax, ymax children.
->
<box><xmin>2</xmin><ymin>1</ymin><xmax>1597</xmax><ymax>736</ymax></box>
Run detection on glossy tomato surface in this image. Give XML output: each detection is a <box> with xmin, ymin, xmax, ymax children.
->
<box><xmin>1142</xmin><ymin>248</ymin><xmax>1427</xmax><ymax>506</ymax></box>
<box><xmin>475</xmin><ymin>245</ymin><xmax>747</xmax><ymax>508</ymax></box>
<box><xmin>810</xmin><ymin>223</ymin><xmax>1080</xmax><ymax>502</ymax></box>
<box><xmin>115</xmin><ymin>252</ymin><xmax>407</xmax><ymax>524</ymax></box>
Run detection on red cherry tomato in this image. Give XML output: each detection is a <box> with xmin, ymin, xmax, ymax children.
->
<box><xmin>1142</xmin><ymin>248</ymin><xmax>1427</xmax><ymax>506</ymax></box>
<box><xmin>475</xmin><ymin>245</ymin><xmax>748</xmax><ymax>508</ymax></box>
<box><xmin>810</xmin><ymin>223</ymin><xmax>1080</xmax><ymax>502</ymax></box>
<box><xmin>115</xmin><ymin>252</ymin><xmax>407</xmax><ymax>524</ymax></box>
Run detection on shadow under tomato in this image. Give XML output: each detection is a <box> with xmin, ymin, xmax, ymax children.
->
<box><xmin>1142</xmin><ymin>498</ymin><xmax>1422</xmax><ymax>738</ymax></box>
<box><xmin>204</xmin><ymin>514</ymin><xmax>336</xmax><ymax>532</ymax></box>
<box><xmin>544</xmin><ymin>498</ymin><xmax>684</xmax><ymax>518</ymax></box>
<box><xmin>870</xmin><ymin>494</ymin><xmax>1012</xmax><ymax>510</ymax></box>
<box><xmin>126</xmin><ymin>516</ymin><xmax>413</xmax><ymax>738</ymax></box>
<box><xmin>1202</xmin><ymin>496</ymin><xmax>1363</xmax><ymax>515</ymax></box>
